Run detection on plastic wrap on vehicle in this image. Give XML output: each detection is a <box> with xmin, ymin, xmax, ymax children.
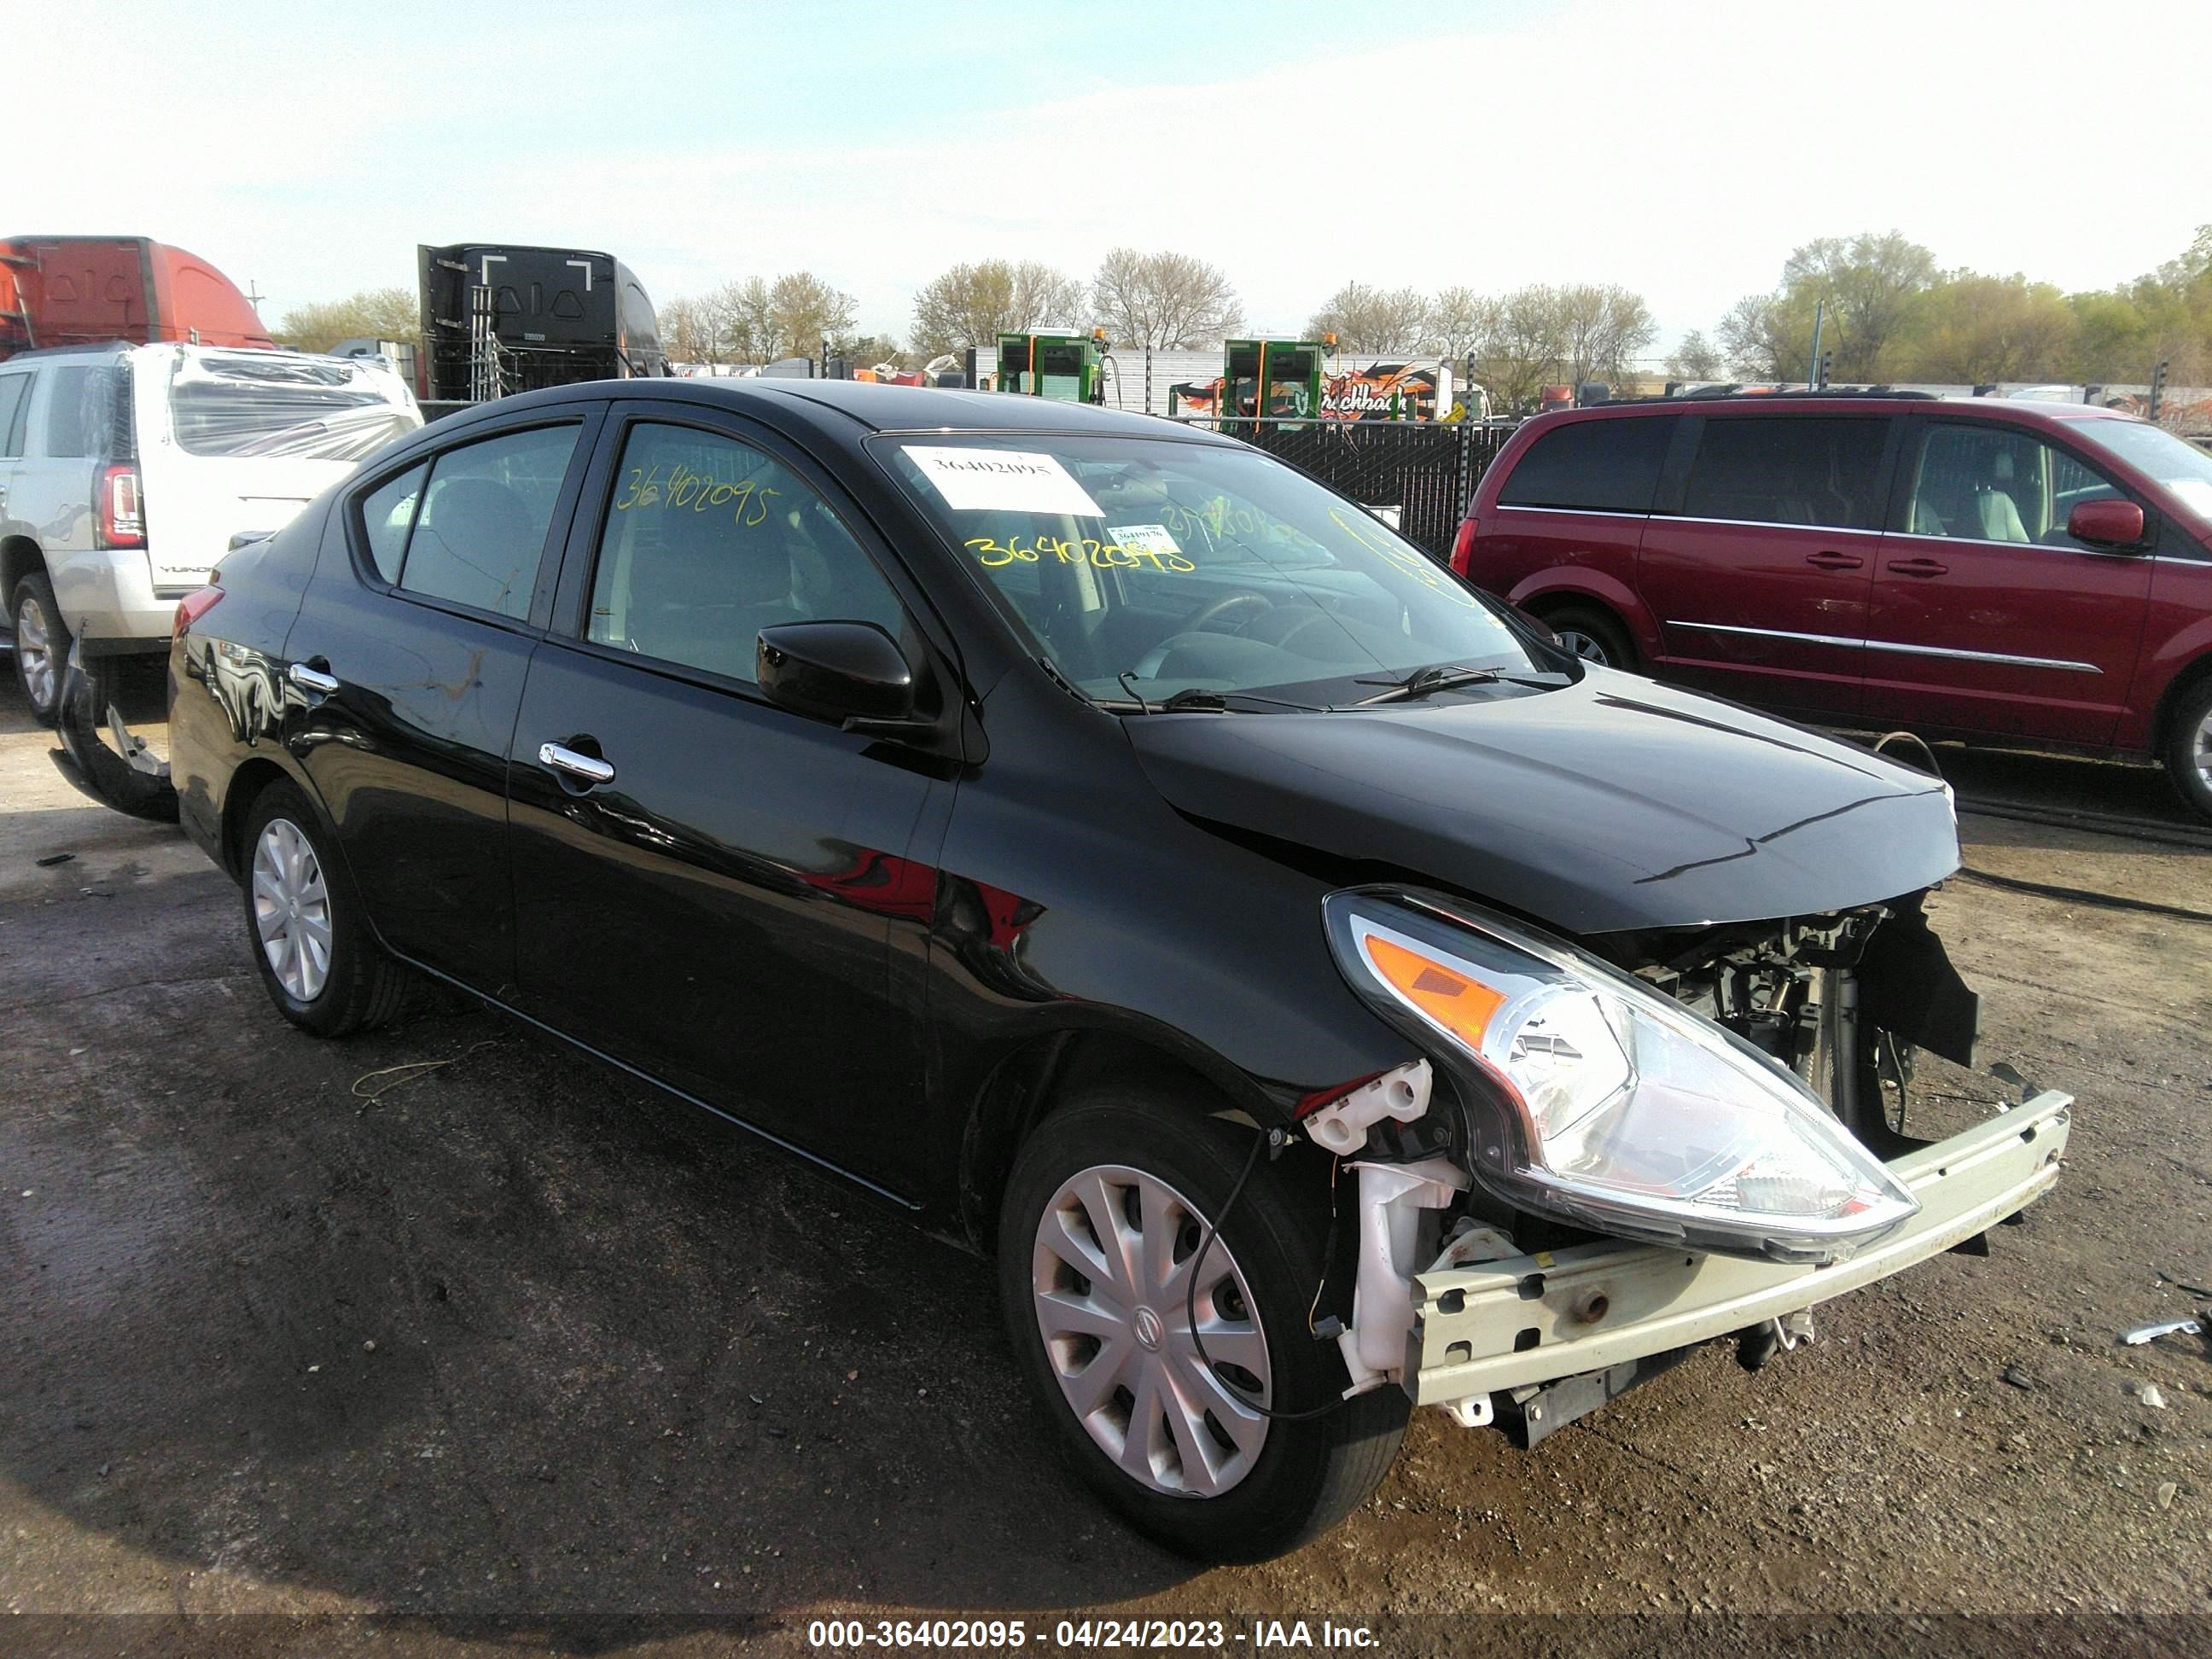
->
<box><xmin>166</xmin><ymin>349</ymin><xmax>420</xmax><ymax>462</ymax></box>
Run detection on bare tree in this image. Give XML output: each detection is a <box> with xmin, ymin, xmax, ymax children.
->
<box><xmin>1089</xmin><ymin>248</ymin><xmax>1240</xmax><ymax>349</ymax></box>
<box><xmin>1554</xmin><ymin>283</ymin><xmax>1656</xmax><ymax>387</ymax></box>
<box><xmin>1305</xmin><ymin>282</ymin><xmax>1433</xmax><ymax>352</ymax></box>
<box><xmin>767</xmin><ymin>271</ymin><xmax>857</xmax><ymax>362</ymax></box>
<box><xmin>1427</xmin><ymin>287</ymin><xmax>1496</xmax><ymax>360</ymax></box>
<box><xmin>1716</xmin><ymin>292</ymin><xmax>1802</xmax><ymax>380</ymax></box>
<box><xmin>911</xmin><ymin>259</ymin><xmax>1084</xmax><ymax>357</ymax></box>
<box><xmin>656</xmin><ymin>295</ymin><xmax>716</xmax><ymax>364</ymax></box>
<box><xmin>1664</xmin><ymin>329</ymin><xmax>1723</xmax><ymax>381</ymax></box>
<box><xmin>1469</xmin><ymin>284</ymin><xmax>1568</xmax><ymax>413</ymax></box>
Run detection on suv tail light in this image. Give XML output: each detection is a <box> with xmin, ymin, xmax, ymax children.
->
<box><xmin>96</xmin><ymin>463</ymin><xmax>144</xmax><ymax>550</ymax></box>
<box><xmin>172</xmin><ymin>584</ymin><xmax>223</xmax><ymax>639</ymax></box>
<box><xmin>1448</xmin><ymin>515</ymin><xmax>1476</xmax><ymax>576</ymax></box>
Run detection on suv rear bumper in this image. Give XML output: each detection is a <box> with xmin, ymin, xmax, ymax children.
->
<box><xmin>1404</xmin><ymin>1090</ymin><xmax>2071</xmax><ymax>1407</ymax></box>
<box><xmin>49</xmin><ymin>548</ymin><xmax>172</xmax><ymax>652</ymax></box>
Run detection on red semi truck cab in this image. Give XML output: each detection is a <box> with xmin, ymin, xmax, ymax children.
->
<box><xmin>0</xmin><ymin>236</ymin><xmax>274</xmax><ymax>359</ymax></box>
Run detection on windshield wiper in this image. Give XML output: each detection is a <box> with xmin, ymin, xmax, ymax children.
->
<box><xmin>1155</xmin><ymin>686</ymin><xmax>1330</xmax><ymax>713</ymax></box>
<box><xmin>1351</xmin><ymin>663</ymin><xmax>1503</xmax><ymax>704</ymax></box>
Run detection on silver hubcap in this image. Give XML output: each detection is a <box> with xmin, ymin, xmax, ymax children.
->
<box><xmin>15</xmin><ymin>592</ymin><xmax>55</xmax><ymax>710</ymax></box>
<box><xmin>1557</xmin><ymin>627</ymin><xmax>1610</xmax><ymax>665</ymax></box>
<box><xmin>2197</xmin><ymin>707</ymin><xmax>2212</xmax><ymax>791</ymax></box>
<box><xmin>251</xmin><ymin>818</ymin><xmax>333</xmax><ymax>1002</ymax></box>
<box><xmin>1030</xmin><ymin>1163</ymin><xmax>1272</xmax><ymax>1499</ymax></box>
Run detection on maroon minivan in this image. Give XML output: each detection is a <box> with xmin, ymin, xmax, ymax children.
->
<box><xmin>1450</xmin><ymin>392</ymin><xmax>2212</xmax><ymax>818</ymax></box>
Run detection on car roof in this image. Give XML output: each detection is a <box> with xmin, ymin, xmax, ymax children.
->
<box><xmin>437</xmin><ymin>375</ymin><xmax>1236</xmax><ymax>445</ymax></box>
<box><xmin>1528</xmin><ymin>391</ymin><xmax>2142</xmax><ymax>428</ymax></box>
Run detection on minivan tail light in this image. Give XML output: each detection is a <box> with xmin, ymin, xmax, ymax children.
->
<box><xmin>1448</xmin><ymin>515</ymin><xmax>1476</xmax><ymax>576</ymax></box>
<box><xmin>96</xmin><ymin>463</ymin><xmax>144</xmax><ymax>550</ymax></box>
<box><xmin>172</xmin><ymin>585</ymin><xmax>223</xmax><ymax>638</ymax></box>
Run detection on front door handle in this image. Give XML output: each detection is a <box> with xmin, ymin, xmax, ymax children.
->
<box><xmin>288</xmin><ymin>662</ymin><xmax>340</xmax><ymax>695</ymax></box>
<box><xmin>1804</xmin><ymin>550</ymin><xmax>1864</xmax><ymax>571</ymax></box>
<box><xmin>538</xmin><ymin>741</ymin><xmax>615</xmax><ymax>787</ymax></box>
<box><xmin>1887</xmin><ymin>557</ymin><xmax>1950</xmax><ymax>578</ymax></box>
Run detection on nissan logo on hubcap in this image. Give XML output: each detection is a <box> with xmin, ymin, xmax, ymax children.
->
<box><xmin>1132</xmin><ymin>1306</ymin><xmax>1165</xmax><ymax>1352</ymax></box>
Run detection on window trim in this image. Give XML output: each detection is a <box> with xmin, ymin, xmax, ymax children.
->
<box><xmin>540</xmin><ymin>403</ymin><xmax>939</xmax><ymax>705</ymax></box>
<box><xmin>0</xmin><ymin>370</ymin><xmax>35</xmax><ymax>460</ymax></box>
<box><xmin>341</xmin><ymin>409</ymin><xmax>599</xmax><ymax>635</ymax></box>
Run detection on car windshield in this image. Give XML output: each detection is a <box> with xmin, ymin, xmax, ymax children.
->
<box><xmin>2069</xmin><ymin>417</ymin><xmax>2212</xmax><ymax>527</ymax></box>
<box><xmin>876</xmin><ymin>434</ymin><xmax>1545</xmax><ymax>705</ymax></box>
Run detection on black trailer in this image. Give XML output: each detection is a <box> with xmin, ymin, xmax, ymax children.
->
<box><xmin>416</xmin><ymin>243</ymin><xmax>665</xmax><ymax>405</ymax></box>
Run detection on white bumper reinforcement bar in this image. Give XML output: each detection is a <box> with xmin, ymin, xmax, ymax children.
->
<box><xmin>1403</xmin><ymin>1090</ymin><xmax>2072</xmax><ymax>1408</ymax></box>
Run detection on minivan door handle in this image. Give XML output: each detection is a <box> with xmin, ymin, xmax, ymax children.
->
<box><xmin>288</xmin><ymin>661</ymin><xmax>340</xmax><ymax>696</ymax></box>
<box><xmin>538</xmin><ymin>741</ymin><xmax>615</xmax><ymax>788</ymax></box>
<box><xmin>1887</xmin><ymin>557</ymin><xmax>1950</xmax><ymax>578</ymax></box>
<box><xmin>1804</xmin><ymin>550</ymin><xmax>1864</xmax><ymax>571</ymax></box>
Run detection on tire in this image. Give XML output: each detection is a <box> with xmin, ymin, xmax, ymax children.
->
<box><xmin>998</xmin><ymin>1090</ymin><xmax>1408</xmax><ymax>1562</ymax></box>
<box><xmin>1543</xmin><ymin>602</ymin><xmax>1635</xmax><ymax>670</ymax></box>
<box><xmin>10</xmin><ymin>570</ymin><xmax>69</xmax><ymax>726</ymax></box>
<box><xmin>239</xmin><ymin>779</ymin><xmax>410</xmax><ymax>1037</ymax></box>
<box><xmin>2162</xmin><ymin>676</ymin><xmax>2212</xmax><ymax>824</ymax></box>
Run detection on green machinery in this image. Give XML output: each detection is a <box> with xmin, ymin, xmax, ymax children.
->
<box><xmin>995</xmin><ymin>329</ymin><xmax>1105</xmax><ymax>402</ymax></box>
<box><xmin>1223</xmin><ymin>336</ymin><xmax>1330</xmax><ymax>422</ymax></box>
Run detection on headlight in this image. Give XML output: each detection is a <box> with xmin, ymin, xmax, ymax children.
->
<box><xmin>1323</xmin><ymin>889</ymin><xmax>1918</xmax><ymax>1263</ymax></box>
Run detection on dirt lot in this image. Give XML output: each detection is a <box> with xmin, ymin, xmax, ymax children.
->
<box><xmin>3</xmin><ymin>674</ymin><xmax>2209</xmax><ymax>1656</ymax></box>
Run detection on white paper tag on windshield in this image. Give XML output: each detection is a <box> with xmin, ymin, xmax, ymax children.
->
<box><xmin>903</xmin><ymin>445</ymin><xmax>1102</xmax><ymax>516</ymax></box>
<box><xmin>1108</xmin><ymin>524</ymin><xmax>1182</xmax><ymax>560</ymax></box>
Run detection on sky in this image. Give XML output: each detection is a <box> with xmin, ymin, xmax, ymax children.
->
<box><xmin>14</xmin><ymin>0</ymin><xmax>2208</xmax><ymax>357</ymax></box>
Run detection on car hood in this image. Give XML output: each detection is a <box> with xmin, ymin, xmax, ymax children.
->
<box><xmin>1122</xmin><ymin>668</ymin><xmax>1960</xmax><ymax>936</ymax></box>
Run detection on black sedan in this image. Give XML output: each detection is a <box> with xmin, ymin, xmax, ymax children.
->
<box><xmin>165</xmin><ymin>380</ymin><xmax>2069</xmax><ymax>1561</ymax></box>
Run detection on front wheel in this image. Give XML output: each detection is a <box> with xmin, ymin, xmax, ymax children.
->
<box><xmin>998</xmin><ymin>1091</ymin><xmax>1407</xmax><ymax>1562</ymax></box>
<box><xmin>240</xmin><ymin>780</ymin><xmax>411</xmax><ymax>1037</ymax></box>
<box><xmin>2163</xmin><ymin>677</ymin><xmax>2212</xmax><ymax>824</ymax></box>
<box><xmin>1542</xmin><ymin>602</ymin><xmax>1635</xmax><ymax>670</ymax></box>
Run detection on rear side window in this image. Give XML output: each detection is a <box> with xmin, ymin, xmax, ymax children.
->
<box><xmin>0</xmin><ymin>373</ymin><xmax>31</xmax><ymax>458</ymax></box>
<box><xmin>1495</xmin><ymin>416</ymin><xmax>1673</xmax><ymax>513</ymax></box>
<box><xmin>382</xmin><ymin>425</ymin><xmax>579</xmax><ymax>620</ymax></box>
<box><xmin>167</xmin><ymin>352</ymin><xmax>416</xmax><ymax>462</ymax></box>
<box><xmin>359</xmin><ymin>463</ymin><xmax>428</xmax><ymax>584</ymax></box>
<box><xmin>1683</xmin><ymin>417</ymin><xmax>1889</xmax><ymax>530</ymax></box>
<box><xmin>41</xmin><ymin>364</ymin><xmax>120</xmax><ymax>459</ymax></box>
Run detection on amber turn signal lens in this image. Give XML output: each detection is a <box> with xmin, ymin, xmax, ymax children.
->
<box><xmin>1360</xmin><ymin>934</ymin><xmax>1505</xmax><ymax>1055</ymax></box>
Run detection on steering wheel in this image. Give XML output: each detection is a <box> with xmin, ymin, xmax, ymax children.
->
<box><xmin>1183</xmin><ymin>590</ymin><xmax>1273</xmax><ymax>635</ymax></box>
<box><xmin>1267</xmin><ymin>611</ymin><xmax>1347</xmax><ymax>655</ymax></box>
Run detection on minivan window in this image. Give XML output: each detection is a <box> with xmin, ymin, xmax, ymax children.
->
<box><xmin>2069</xmin><ymin>417</ymin><xmax>2212</xmax><ymax>528</ymax></box>
<box><xmin>1907</xmin><ymin>424</ymin><xmax>2132</xmax><ymax>553</ymax></box>
<box><xmin>1681</xmin><ymin>416</ymin><xmax>1888</xmax><ymax>530</ymax></box>
<box><xmin>0</xmin><ymin>373</ymin><xmax>30</xmax><ymax>458</ymax></box>
<box><xmin>393</xmin><ymin>425</ymin><xmax>579</xmax><ymax>620</ymax></box>
<box><xmin>1495</xmin><ymin>416</ymin><xmax>1674</xmax><ymax>514</ymax></box>
<box><xmin>587</xmin><ymin>422</ymin><xmax>907</xmax><ymax>684</ymax></box>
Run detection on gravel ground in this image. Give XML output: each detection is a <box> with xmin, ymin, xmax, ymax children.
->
<box><xmin>2</xmin><ymin>678</ymin><xmax>2209</xmax><ymax>1656</ymax></box>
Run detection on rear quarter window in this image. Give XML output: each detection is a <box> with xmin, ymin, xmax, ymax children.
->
<box><xmin>1495</xmin><ymin>416</ymin><xmax>1673</xmax><ymax>513</ymax></box>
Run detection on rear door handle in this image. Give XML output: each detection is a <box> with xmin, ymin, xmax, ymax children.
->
<box><xmin>288</xmin><ymin>662</ymin><xmax>340</xmax><ymax>695</ymax></box>
<box><xmin>1804</xmin><ymin>550</ymin><xmax>1864</xmax><ymax>571</ymax></box>
<box><xmin>538</xmin><ymin>741</ymin><xmax>615</xmax><ymax>787</ymax></box>
<box><xmin>1887</xmin><ymin>557</ymin><xmax>1950</xmax><ymax>578</ymax></box>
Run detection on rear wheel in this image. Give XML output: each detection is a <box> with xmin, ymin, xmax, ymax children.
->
<box><xmin>1542</xmin><ymin>602</ymin><xmax>1634</xmax><ymax>670</ymax></box>
<box><xmin>2162</xmin><ymin>676</ymin><xmax>2212</xmax><ymax>824</ymax></box>
<box><xmin>10</xmin><ymin>570</ymin><xmax>67</xmax><ymax>725</ymax></box>
<box><xmin>240</xmin><ymin>780</ymin><xmax>410</xmax><ymax>1037</ymax></box>
<box><xmin>998</xmin><ymin>1090</ymin><xmax>1407</xmax><ymax>1562</ymax></box>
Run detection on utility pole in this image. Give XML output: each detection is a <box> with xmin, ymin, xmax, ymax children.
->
<box><xmin>246</xmin><ymin>279</ymin><xmax>267</xmax><ymax>319</ymax></box>
<box><xmin>1807</xmin><ymin>300</ymin><xmax>1824</xmax><ymax>389</ymax></box>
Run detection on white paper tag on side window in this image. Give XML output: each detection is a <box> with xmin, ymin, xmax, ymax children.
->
<box><xmin>903</xmin><ymin>445</ymin><xmax>1102</xmax><ymax>516</ymax></box>
<box><xmin>1108</xmin><ymin>524</ymin><xmax>1182</xmax><ymax>560</ymax></box>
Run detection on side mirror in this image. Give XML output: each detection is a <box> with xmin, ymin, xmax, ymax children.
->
<box><xmin>2069</xmin><ymin>498</ymin><xmax>2146</xmax><ymax>549</ymax></box>
<box><xmin>756</xmin><ymin>621</ymin><xmax>922</xmax><ymax>733</ymax></box>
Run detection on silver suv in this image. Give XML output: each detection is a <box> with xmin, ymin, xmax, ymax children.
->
<box><xmin>1</xmin><ymin>342</ymin><xmax>418</xmax><ymax>721</ymax></box>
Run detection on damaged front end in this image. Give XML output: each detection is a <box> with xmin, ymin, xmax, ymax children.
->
<box><xmin>1297</xmin><ymin>884</ymin><xmax>2069</xmax><ymax>1444</ymax></box>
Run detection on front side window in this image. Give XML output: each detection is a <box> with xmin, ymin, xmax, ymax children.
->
<box><xmin>587</xmin><ymin>422</ymin><xmax>907</xmax><ymax>684</ymax></box>
<box><xmin>380</xmin><ymin>424</ymin><xmax>579</xmax><ymax>619</ymax></box>
<box><xmin>1908</xmin><ymin>424</ymin><xmax>2129</xmax><ymax>552</ymax></box>
<box><xmin>2068</xmin><ymin>416</ymin><xmax>2212</xmax><ymax>530</ymax></box>
<box><xmin>1495</xmin><ymin>416</ymin><xmax>1674</xmax><ymax>513</ymax></box>
<box><xmin>1682</xmin><ymin>416</ymin><xmax>1888</xmax><ymax>530</ymax></box>
<box><xmin>878</xmin><ymin>434</ymin><xmax>1544</xmax><ymax>704</ymax></box>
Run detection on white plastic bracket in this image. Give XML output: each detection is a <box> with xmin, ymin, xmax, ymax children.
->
<box><xmin>1302</xmin><ymin>1059</ymin><xmax>1432</xmax><ymax>1155</ymax></box>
